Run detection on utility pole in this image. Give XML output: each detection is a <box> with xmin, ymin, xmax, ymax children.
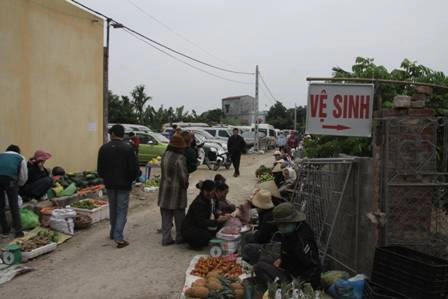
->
<box><xmin>254</xmin><ymin>65</ymin><xmax>259</xmax><ymax>151</ymax></box>
<box><xmin>103</xmin><ymin>18</ymin><xmax>111</xmax><ymax>144</ymax></box>
<box><xmin>294</xmin><ymin>103</ymin><xmax>297</xmax><ymax>132</ymax></box>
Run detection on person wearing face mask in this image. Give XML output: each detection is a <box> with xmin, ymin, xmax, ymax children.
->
<box><xmin>254</xmin><ymin>202</ymin><xmax>321</xmax><ymax>295</ymax></box>
<box><xmin>181</xmin><ymin>180</ymin><xmax>231</xmax><ymax>249</ymax></box>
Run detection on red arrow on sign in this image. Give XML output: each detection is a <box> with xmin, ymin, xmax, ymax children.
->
<box><xmin>322</xmin><ymin>124</ymin><xmax>351</xmax><ymax>131</ymax></box>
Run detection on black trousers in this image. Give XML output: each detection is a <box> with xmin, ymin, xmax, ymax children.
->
<box><xmin>254</xmin><ymin>256</ymin><xmax>291</xmax><ymax>293</ymax></box>
<box><xmin>0</xmin><ymin>176</ymin><xmax>22</xmax><ymax>234</ymax></box>
<box><xmin>182</xmin><ymin>227</ymin><xmax>215</xmax><ymax>249</ymax></box>
<box><xmin>20</xmin><ymin>176</ymin><xmax>53</xmax><ymax>200</ymax></box>
<box><xmin>231</xmin><ymin>152</ymin><xmax>241</xmax><ymax>175</ymax></box>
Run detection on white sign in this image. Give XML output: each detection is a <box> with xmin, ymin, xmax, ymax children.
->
<box><xmin>87</xmin><ymin>122</ymin><xmax>97</xmax><ymax>132</ymax></box>
<box><xmin>305</xmin><ymin>83</ymin><xmax>374</xmax><ymax>137</ymax></box>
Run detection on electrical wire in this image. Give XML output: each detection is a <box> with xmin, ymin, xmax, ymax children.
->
<box><xmin>126</xmin><ymin>0</ymin><xmax>236</xmax><ymax>68</ymax></box>
<box><xmin>122</xmin><ymin>28</ymin><xmax>253</xmax><ymax>85</ymax></box>
<box><xmin>70</xmin><ymin>0</ymin><xmax>254</xmax><ymax>75</ymax></box>
<box><xmin>258</xmin><ymin>71</ymin><xmax>277</xmax><ymax>102</ymax></box>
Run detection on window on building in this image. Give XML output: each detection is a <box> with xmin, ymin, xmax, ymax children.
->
<box><xmin>225</xmin><ymin>104</ymin><xmax>230</xmax><ymax>113</ymax></box>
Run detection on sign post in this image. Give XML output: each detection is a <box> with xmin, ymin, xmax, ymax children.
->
<box><xmin>305</xmin><ymin>83</ymin><xmax>374</xmax><ymax>137</ymax></box>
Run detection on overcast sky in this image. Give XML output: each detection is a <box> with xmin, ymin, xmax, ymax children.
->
<box><xmin>80</xmin><ymin>0</ymin><xmax>448</xmax><ymax>113</ymax></box>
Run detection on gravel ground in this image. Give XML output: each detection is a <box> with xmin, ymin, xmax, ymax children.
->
<box><xmin>0</xmin><ymin>152</ymin><xmax>273</xmax><ymax>299</ymax></box>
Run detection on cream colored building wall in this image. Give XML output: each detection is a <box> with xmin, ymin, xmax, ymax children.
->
<box><xmin>0</xmin><ymin>0</ymin><xmax>104</xmax><ymax>172</ymax></box>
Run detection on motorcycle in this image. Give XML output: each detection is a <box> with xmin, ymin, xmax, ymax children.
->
<box><xmin>197</xmin><ymin>142</ymin><xmax>230</xmax><ymax>171</ymax></box>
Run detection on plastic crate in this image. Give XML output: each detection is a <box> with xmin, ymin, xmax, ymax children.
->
<box><xmin>374</xmin><ymin>246</ymin><xmax>448</xmax><ymax>281</ymax></box>
<box><xmin>372</xmin><ymin>272</ymin><xmax>447</xmax><ymax>299</ymax></box>
<box><xmin>72</xmin><ymin>203</ymin><xmax>109</xmax><ymax>224</ymax></box>
<box><xmin>363</xmin><ymin>280</ymin><xmax>407</xmax><ymax>299</ymax></box>
<box><xmin>51</xmin><ymin>195</ymin><xmax>80</xmax><ymax>208</ymax></box>
<box><xmin>372</xmin><ymin>246</ymin><xmax>448</xmax><ymax>298</ymax></box>
<box><xmin>21</xmin><ymin>242</ymin><xmax>57</xmax><ymax>262</ymax></box>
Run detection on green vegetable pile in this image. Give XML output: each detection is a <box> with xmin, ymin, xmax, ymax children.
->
<box><xmin>71</xmin><ymin>200</ymin><xmax>97</xmax><ymax>210</ymax></box>
<box><xmin>145</xmin><ymin>178</ymin><xmax>160</xmax><ymax>187</ymax></box>
<box><xmin>259</xmin><ymin>174</ymin><xmax>274</xmax><ymax>183</ymax></box>
<box><xmin>255</xmin><ymin>165</ymin><xmax>272</xmax><ymax>178</ymax></box>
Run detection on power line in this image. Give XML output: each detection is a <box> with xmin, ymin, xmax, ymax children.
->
<box><xmin>258</xmin><ymin>71</ymin><xmax>277</xmax><ymax>102</ymax></box>
<box><xmin>70</xmin><ymin>0</ymin><xmax>254</xmax><ymax>75</ymax></box>
<box><xmin>123</xmin><ymin>28</ymin><xmax>253</xmax><ymax>85</ymax></box>
<box><xmin>126</xmin><ymin>0</ymin><xmax>236</xmax><ymax>68</ymax></box>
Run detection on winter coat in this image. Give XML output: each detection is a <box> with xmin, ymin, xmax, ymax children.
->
<box><xmin>227</xmin><ymin>135</ymin><xmax>246</xmax><ymax>155</ymax></box>
<box><xmin>185</xmin><ymin>147</ymin><xmax>198</xmax><ymax>174</ymax></box>
<box><xmin>97</xmin><ymin>139</ymin><xmax>140</xmax><ymax>191</ymax></box>
<box><xmin>158</xmin><ymin>150</ymin><xmax>188</xmax><ymax>209</ymax></box>
<box><xmin>280</xmin><ymin>222</ymin><xmax>322</xmax><ymax>289</ymax></box>
<box><xmin>252</xmin><ymin>209</ymin><xmax>277</xmax><ymax>244</ymax></box>
<box><xmin>181</xmin><ymin>194</ymin><xmax>220</xmax><ymax>247</ymax></box>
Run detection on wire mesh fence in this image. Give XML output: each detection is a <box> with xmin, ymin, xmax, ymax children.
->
<box><xmin>291</xmin><ymin>158</ymin><xmax>360</xmax><ymax>273</ymax></box>
<box><xmin>379</xmin><ymin>116</ymin><xmax>448</xmax><ymax>259</ymax></box>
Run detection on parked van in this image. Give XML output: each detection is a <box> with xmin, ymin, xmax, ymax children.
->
<box><xmin>161</xmin><ymin>122</ymin><xmax>209</xmax><ymax>131</ymax></box>
<box><xmin>203</xmin><ymin>127</ymin><xmax>232</xmax><ymax>140</ymax></box>
<box><xmin>251</xmin><ymin>124</ymin><xmax>276</xmax><ymax>149</ymax></box>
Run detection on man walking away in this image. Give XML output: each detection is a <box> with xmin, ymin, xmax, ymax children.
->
<box><xmin>227</xmin><ymin>128</ymin><xmax>246</xmax><ymax>177</ymax></box>
<box><xmin>0</xmin><ymin>145</ymin><xmax>28</xmax><ymax>237</ymax></box>
<box><xmin>98</xmin><ymin>124</ymin><xmax>140</xmax><ymax>248</ymax></box>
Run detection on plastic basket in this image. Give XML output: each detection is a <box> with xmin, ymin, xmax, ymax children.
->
<box><xmin>21</xmin><ymin>242</ymin><xmax>57</xmax><ymax>262</ymax></box>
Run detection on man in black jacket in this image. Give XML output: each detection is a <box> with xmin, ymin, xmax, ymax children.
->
<box><xmin>254</xmin><ymin>202</ymin><xmax>321</xmax><ymax>294</ymax></box>
<box><xmin>227</xmin><ymin>128</ymin><xmax>246</xmax><ymax>177</ymax></box>
<box><xmin>97</xmin><ymin>124</ymin><xmax>140</xmax><ymax>248</ymax></box>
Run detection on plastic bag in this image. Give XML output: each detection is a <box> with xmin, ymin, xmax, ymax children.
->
<box><xmin>50</xmin><ymin>217</ymin><xmax>74</xmax><ymax>235</ymax></box>
<box><xmin>20</xmin><ymin>208</ymin><xmax>39</xmax><ymax>230</ymax></box>
<box><xmin>49</xmin><ymin>208</ymin><xmax>76</xmax><ymax>235</ymax></box>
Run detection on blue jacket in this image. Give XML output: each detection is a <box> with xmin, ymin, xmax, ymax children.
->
<box><xmin>0</xmin><ymin>151</ymin><xmax>28</xmax><ymax>185</ymax></box>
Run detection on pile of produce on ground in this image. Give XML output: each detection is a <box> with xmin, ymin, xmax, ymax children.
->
<box><xmin>258</xmin><ymin>173</ymin><xmax>274</xmax><ymax>183</ymax></box>
<box><xmin>255</xmin><ymin>165</ymin><xmax>272</xmax><ymax>178</ymax></box>
<box><xmin>185</xmin><ymin>273</ymin><xmax>244</xmax><ymax>299</ymax></box>
<box><xmin>71</xmin><ymin>199</ymin><xmax>107</xmax><ymax>210</ymax></box>
<box><xmin>191</xmin><ymin>256</ymin><xmax>243</xmax><ymax>278</ymax></box>
<box><xmin>15</xmin><ymin>230</ymin><xmax>59</xmax><ymax>252</ymax></box>
<box><xmin>51</xmin><ymin>171</ymin><xmax>104</xmax><ymax>197</ymax></box>
<box><xmin>148</xmin><ymin>156</ymin><xmax>162</xmax><ymax>166</ymax></box>
<box><xmin>144</xmin><ymin>177</ymin><xmax>160</xmax><ymax>187</ymax></box>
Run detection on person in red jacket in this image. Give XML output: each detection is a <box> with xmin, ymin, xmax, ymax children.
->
<box><xmin>287</xmin><ymin>131</ymin><xmax>298</xmax><ymax>150</ymax></box>
<box><xmin>128</xmin><ymin>132</ymin><xmax>140</xmax><ymax>155</ymax></box>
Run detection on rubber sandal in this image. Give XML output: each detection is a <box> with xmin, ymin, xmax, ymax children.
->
<box><xmin>116</xmin><ymin>240</ymin><xmax>129</xmax><ymax>248</ymax></box>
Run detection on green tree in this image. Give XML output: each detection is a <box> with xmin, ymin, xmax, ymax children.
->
<box><xmin>266</xmin><ymin>101</ymin><xmax>293</xmax><ymax>129</ymax></box>
<box><xmin>108</xmin><ymin>91</ymin><xmax>138</xmax><ymax>124</ymax></box>
<box><xmin>131</xmin><ymin>85</ymin><xmax>152</xmax><ymax>124</ymax></box>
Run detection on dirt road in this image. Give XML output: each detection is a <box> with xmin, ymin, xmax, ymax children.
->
<box><xmin>0</xmin><ymin>153</ymin><xmax>272</xmax><ymax>299</ymax></box>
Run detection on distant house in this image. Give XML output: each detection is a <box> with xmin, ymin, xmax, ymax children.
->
<box><xmin>222</xmin><ymin>95</ymin><xmax>256</xmax><ymax>125</ymax></box>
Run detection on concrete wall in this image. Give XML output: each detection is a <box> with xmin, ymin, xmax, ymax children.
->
<box><xmin>0</xmin><ymin>0</ymin><xmax>104</xmax><ymax>171</ymax></box>
<box><xmin>222</xmin><ymin>95</ymin><xmax>255</xmax><ymax>125</ymax></box>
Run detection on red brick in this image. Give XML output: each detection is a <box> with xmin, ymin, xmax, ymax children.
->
<box><xmin>411</xmin><ymin>100</ymin><xmax>426</xmax><ymax>108</ymax></box>
<box><xmin>408</xmin><ymin>108</ymin><xmax>434</xmax><ymax>117</ymax></box>
<box><xmin>415</xmin><ymin>85</ymin><xmax>433</xmax><ymax>95</ymax></box>
<box><xmin>411</xmin><ymin>93</ymin><xmax>428</xmax><ymax>101</ymax></box>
